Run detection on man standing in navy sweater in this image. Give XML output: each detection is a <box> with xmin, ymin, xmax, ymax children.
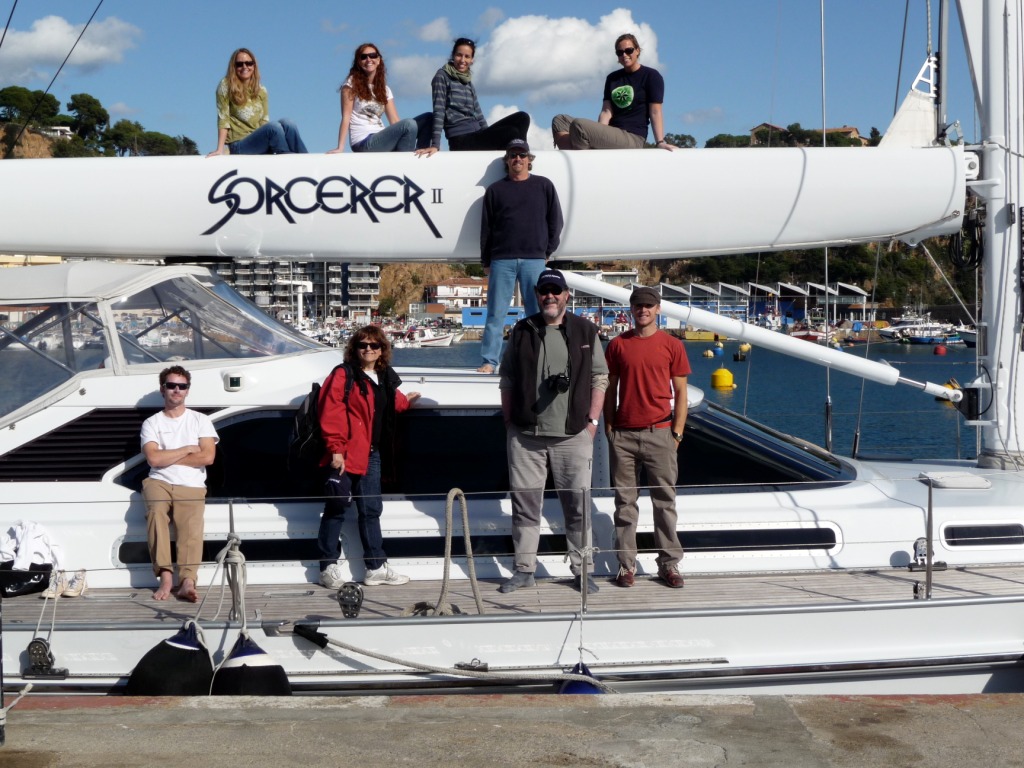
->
<box><xmin>477</xmin><ymin>139</ymin><xmax>564</xmax><ymax>373</ymax></box>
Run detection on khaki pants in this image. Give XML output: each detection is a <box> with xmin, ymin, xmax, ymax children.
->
<box><xmin>507</xmin><ymin>426</ymin><xmax>593</xmax><ymax>575</ymax></box>
<box><xmin>609</xmin><ymin>427</ymin><xmax>683</xmax><ymax>570</ymax></box>
<box><xmin>551</xmin><ymin>114</ymin><xmax>646</xmax><ymax>149</ymax></box>
<box><xmin>142</xmin><ymin>478</ymin><xmax>206</xmax><ymax>582</ymax></box>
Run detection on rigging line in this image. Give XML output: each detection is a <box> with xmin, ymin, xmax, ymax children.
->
<box><xmin>820</xmin><ymin>0</ymin><xmax>833</xmax><ymax>452</ymax></box>
<box><xmin>2</xmin><ymin>0</ymin><xmax>105</xmax><ymax>160</ymax></box>
<box><xmin>851</xmin><ymin>241</ymin><xmax>885</xmax><ymax>459</ymax></box>
<box><xmin>895</xmin><ymin>0</ymin><xmax>911</xmax><ymax>116</ymax></box>
<box><xmin>0</xmin><ymin>0</ymin><xmax>18</xmax><ymax>53</ymax></box>
<box><xmin>918</xmin><ymin>242</ymin><xmax>977</xmax><ymax>325</ymax></box>
<box><xmin>766</xmin><ymin>0</ymin><xmax>783</xmax><ymax>146</ymax></box>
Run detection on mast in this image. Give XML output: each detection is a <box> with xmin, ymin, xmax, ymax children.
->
<box><xmin>960</xmin><ymin>0</ymin><xmax>1024</xmax><ymax>467</ymax></box>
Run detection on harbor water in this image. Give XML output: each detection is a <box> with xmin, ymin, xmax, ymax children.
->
<box><xmin>395</xmin><ymin>339</ymin><xmax>977</xmax><ymax>461</ymax></box>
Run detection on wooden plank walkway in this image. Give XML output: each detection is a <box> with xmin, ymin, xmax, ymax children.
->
<box><xmin>6</xmin><ymin>564</ymin><xmax>1024</xmax><ymax>629</ymax></box>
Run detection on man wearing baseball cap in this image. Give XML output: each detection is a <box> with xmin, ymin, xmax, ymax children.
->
<box><xmin>477</xmin><ymin>139</ymin><xmax>564</xmax><ymax>373</ymax></box>
<box><xmin>603</xmin><ymin>285</ymin><xmax>690</xmax><ymax>589</ymax></box>
<box><xmin>498</xmin><ymin>268</ymin><xmax>608</xmax><ymax>595</ymax></box>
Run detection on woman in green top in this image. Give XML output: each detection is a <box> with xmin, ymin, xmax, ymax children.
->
<box><xmin>206</xmin><ymin>48</ymin><xmax>307</xmax><ymax>157</ymax></box>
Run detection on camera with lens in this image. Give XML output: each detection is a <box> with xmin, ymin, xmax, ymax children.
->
<box><xmin>546</xmin><ymin>373</ymin><xmax>570</xmax><ymax>393</ymax></box>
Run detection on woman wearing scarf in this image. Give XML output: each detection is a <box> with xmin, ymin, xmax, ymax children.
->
<box><xmin>415</xmin><ymin>38</ymin><xmax>529</xmax><ymax>154</ymax></box>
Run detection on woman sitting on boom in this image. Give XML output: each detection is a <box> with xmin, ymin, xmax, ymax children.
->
<box><xmin>328</xmin><ymin>43</ymin><xmax>423</xmax><ymax>153</ymax></box>
<box><xmin>207</xmin><ymin>47</ymin><xmax>307</xmax><ymax>157</ymax></box>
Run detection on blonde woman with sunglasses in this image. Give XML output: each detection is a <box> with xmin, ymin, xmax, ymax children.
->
<box><xmin>207</xmin><ymin>47</ymin><xmax>307</xmax><ymax>156</ymax></box>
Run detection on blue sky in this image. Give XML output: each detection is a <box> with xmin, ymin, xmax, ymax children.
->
<box><xmin>0</xmin><ymin>1</ymin><xmax>977</xmax><ymax>153</ymax></box>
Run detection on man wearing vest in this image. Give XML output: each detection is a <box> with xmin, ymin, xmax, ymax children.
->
<box><xmin>604</xmin><ymin>286</ymin><xmax>690</xmax><ymax>589</ymax></box>
<box><xmin>498</xmin><ymin>268</ymin><xmax>608</xmax><ymax>594</ymax></box>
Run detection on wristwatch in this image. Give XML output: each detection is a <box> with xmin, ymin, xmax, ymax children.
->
<box><xmin>672</xmin><ymin>431</ymin><xmax>683</xmax><ymax>442</ymax></box>
<box><xmin>589</xmin><ymin>418</ymin><xmax>600</xmax><ymax>426</ymax></box>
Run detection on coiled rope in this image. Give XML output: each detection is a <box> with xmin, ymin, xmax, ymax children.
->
<box><xmin>402</xmin><ymin>487</ymin><xmax>485</xmax><ymax>617</ymax></box>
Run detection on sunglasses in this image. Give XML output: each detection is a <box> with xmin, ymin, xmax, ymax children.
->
<box><xmin>615</xmin><ymin>46</ymin><xmax>637</xmax><ymax>56</ymax></box>
<box><xmin>537</xmin><ymin>286</ymin><xmax>564</xmax><ymax>296</ymax></box>
<box><xmin>163</xmin><ymin>382</ymin><xmax>190</xmax><ymax>391</ymax></box>
<box><xmin>234</xmin><ymin>60</ymin><xmax>255</xmax><ymax>68</ymax></box>
<box><xmin>506</xmin><ymin>152</ymin><xmax>529</xmax><ymax>159</ymax></box>
<box><xmin>356</xmin><ymin>341</ymin><xmax>382</xmax><ymax>350</ymax></box>
<box><xmin>359</xmin><ymin>52</ymin><xmax>380</xmax><ymax>61</ymax></box>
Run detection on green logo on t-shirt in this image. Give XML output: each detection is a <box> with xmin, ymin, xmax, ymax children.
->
<box><xmin>611</xmin><ymin>85</ymin><xmax>634</xmax><ymax>109</ymax></box>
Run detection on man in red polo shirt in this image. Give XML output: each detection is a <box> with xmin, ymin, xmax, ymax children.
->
<box><xmin>603</xmin><ymin>286</ymin><xmax>690</xmax><ymax>588</ymax></box>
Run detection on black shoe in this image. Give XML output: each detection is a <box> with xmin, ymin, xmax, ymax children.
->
<box><xmin>498</xmin><ymin>571</ymin><xmax>536</xmax><ymax>593</ymax></box>
<box><xmin>573</xmin><ymin>574</ymin><xmax>599</xmax><ymax>594</ymax></box>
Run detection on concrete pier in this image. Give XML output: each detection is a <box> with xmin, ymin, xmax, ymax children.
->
<box><xmin>1</xmin><ymin>693</ymin><xmax>1022</xmax><ymax>767</ymax></box>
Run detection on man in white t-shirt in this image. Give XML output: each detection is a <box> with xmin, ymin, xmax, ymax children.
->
<box><xmin>140</xmin><ymin>366</ymin><xmax>218</xmax><ymax>602</ymax></box>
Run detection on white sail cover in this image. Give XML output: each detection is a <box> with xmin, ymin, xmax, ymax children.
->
<box><xmin>0</xmin><ymin>147</ymin><xmax>964</xmax><ymax>261</ymax></box>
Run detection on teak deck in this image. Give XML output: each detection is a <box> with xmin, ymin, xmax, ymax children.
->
<box><xmin>6</xmin><ymin>564</ymin><xmax>1024</xmax><ymax>629</ymax></box>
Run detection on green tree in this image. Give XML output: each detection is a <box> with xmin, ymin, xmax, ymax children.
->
<box><xmin>30</xmin><ymin>91</ymin><xmax>60</xmax><ymax>122</ymax></box>
<box><xmin>704</xmin><ymin>133</ymin><xmax>750</xmax><ymax>148</ymax></box>
<box><xmin>66</xmin><ymin>93</ymin><xmax>109</xmax><ymax>141</ymax></box>
<box><xmin>0</xmin><ymin>86</ymin><xmax>33</xmax><ymax>121</ymax></box>
<box><xmin>376</xmin><ymin>296</ymin><xmax>397</xmax><ymax>316</ymax></box>
<box><xmin>106</xmin><ymin>119</ymin><xmax>144</xmax><ymax>156</ymax></box>
<box><xmin>50</xmin><ymin>135</ymin><xmax>98</xmax><ymax>158</ymax></box>
<box><xmin>664</xmin><ymin>132</ymin><xmax>696</xmax><ymax>149</ymax></box>
<box><xmin>137</xmin><ymin>130</ymin><xmax>179</xmax><ymax>156</ymax></box>
<box><xmin>175</xmin><ymin>135</ymin><xmax>199</xmax><ymax>155</ymax></box>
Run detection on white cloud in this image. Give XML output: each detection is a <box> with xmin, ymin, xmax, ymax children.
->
<box><xmin>0</xmin><ymin>15</ymin><xmax>141</xmax><ymax>84</ymax></box>
<box><xmin>108</xmin><ymin>101</ymin><xmax>139</xmax><ymax>117</ymax></box>
<box><xmin>476</xmin><ymin>10</ymin><xmax>660</xmax><ymax>104</ymax></box>
<box><xmin>320</xmin><ymin>20</ymin><xmax>348</xmax><ymax>35</ymax></box>
<box><xmin>476</xmin><ymin>8</ymin><xmax>506</xmax><ymax>33</ymax></box>
<box><xmin>388</xmin><ymin>54</ymin><xmax>439</xmax><ymax>99</ymax></box>
<box><xmin>419</xmin><ymin>17</ymin><xmax>452</xmax><ymax>43</ymax></box>
<box><xmin>682</xmin><ymin>107</ymin><xmax>724</xmax><ymax>125</ymax></box>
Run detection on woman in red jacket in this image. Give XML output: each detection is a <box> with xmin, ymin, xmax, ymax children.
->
<box><xmin>317</xmin><ymin>326</ymin><xmax>420</xmax><ymax>588</ymax></box>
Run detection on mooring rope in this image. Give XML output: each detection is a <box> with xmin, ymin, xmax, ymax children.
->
<box><xmin>295</xmin><ymin>624</ymin><xmax>614</xmax><ymax>692</ymax></box>
<box><xmin>194</xmin><ymin>533</ymin><xmax>247</xmax><ymax>626</ymax></box>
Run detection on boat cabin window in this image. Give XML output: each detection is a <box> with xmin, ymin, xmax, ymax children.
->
<box><xmin>0</xmin><ymin>301</ymin><xmax>109</xmax><ymax>419</ymax></box>
<box><xmin>114</xmin><ymin>275</ymin><xmax>319</xmax><ymax>365</ymax></box>
<box><xmin>109</xmin><ymin>400</ymin><xmax>845</xmax><ymax>499</ymax></box>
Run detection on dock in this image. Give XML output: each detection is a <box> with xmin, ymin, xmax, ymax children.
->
<box><xmin>2</xmin><ymin>692</ymin><xmax>1022</xmax><ymax>766</ymax></box>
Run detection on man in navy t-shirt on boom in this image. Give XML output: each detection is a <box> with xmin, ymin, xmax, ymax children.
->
<box><xmin>476</xmin><ymin>138</ymin><xmax>564</xmax><ymax>374</ymax></box>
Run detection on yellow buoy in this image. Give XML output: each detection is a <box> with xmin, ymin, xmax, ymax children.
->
<box><xmin>711</xmin><ymin>366</ymin><xmax>736</xmax><ymax>389</ymax></box>
<box><xmin>714</xmin><ymin>341</ymin><xmax>724</xmax><ymax>349</ymax></box>
<box><xmin>738</xmin><ymin>342</ymin><xmax>751</xmax><ymax>353</ymax></box>
<box><xmin>702</xmin><ymin>349</ymin><xmax>715</xmax><ymax>358</ymax></box>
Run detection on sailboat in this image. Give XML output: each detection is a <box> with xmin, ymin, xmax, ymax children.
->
<box><xmin>1</xmin><ymin>1</ymin><xmax>1023</xmax><ymax>695</ymax></box>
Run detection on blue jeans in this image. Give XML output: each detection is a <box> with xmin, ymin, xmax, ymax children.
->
<box><xmin>229</xmin><ymin>118</ymin><xmax>307</xmax><ymax>154</ymax></box>
<box><xmin>317</xmin><ymin>450</ymin><xmax>387</xmax><ymax>571</ymax></box>
<box><xmin>480</xmin><ymin>258</ymin><xmax>546</xmax><ymax>367</ymax></box>
<box><xmin>353</xmin><ymin>119</ymin><xmax>418</xmax><ymax>152</ymax></box>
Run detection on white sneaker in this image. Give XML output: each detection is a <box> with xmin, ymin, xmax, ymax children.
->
<box><xmin>364</xmin><ymin>563</ymin><xmax>409</xmax><ymax>586</ymax></box>
<box><xmin>62</xmin><ymin>569</ymin><xmax>88</xmax><ymax>597</ymax></box>
<box><xmin>319</xmin><ymin>563</ymin><xmax>345</xmax><ymax>590</ymax></box>
<box><xmin>40</xmin><ymin>571</ymin><xmax>68</xmax><ymax>599</ymax></box>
